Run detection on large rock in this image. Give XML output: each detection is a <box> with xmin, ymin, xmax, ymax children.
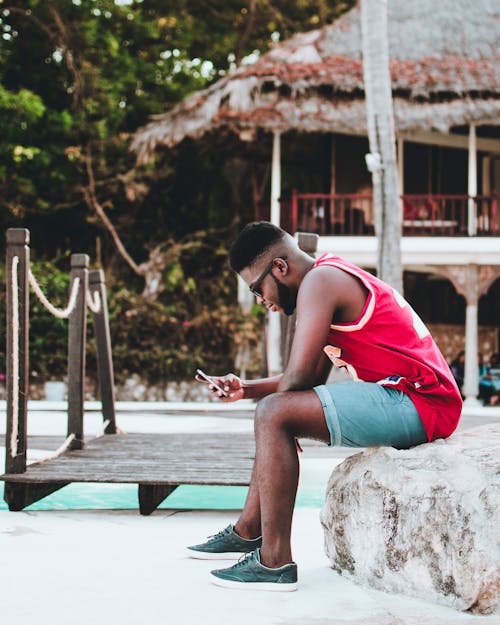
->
<box><xmin>320</xmin><ymin>424</ymin><xmax>500</xmax><ymax>614</ymax></box>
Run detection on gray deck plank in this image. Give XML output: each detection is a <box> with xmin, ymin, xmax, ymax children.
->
<box><xmin>1</xmin><ymin>432</ymin><xmax>256</xmax><ymax>485</ymax></box>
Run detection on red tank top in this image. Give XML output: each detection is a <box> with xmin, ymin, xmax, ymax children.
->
<box><xmin>315</xmin><ymin>253</ymin><xmax>462</xmax><ymax>441</ymax></box>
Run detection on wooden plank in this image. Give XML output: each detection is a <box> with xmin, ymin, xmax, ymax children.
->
<box><xmin>0</xmin><ymin>432</ymin><xmax>256</xmax><ymax>485</ymax></box>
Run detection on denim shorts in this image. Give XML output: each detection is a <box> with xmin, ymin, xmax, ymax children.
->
<box><xmin>313</xmin><ymin>382</ymin><xmax>428</xmax><ymax>449</ymax></box>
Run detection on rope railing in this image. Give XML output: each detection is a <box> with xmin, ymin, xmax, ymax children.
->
<box><xmin>86</xmin><ymin>289</ymin><xmax>101</xmax><ymax>314</ymax></box>
<box><xmin>34</xmin><ymin>434</ymin><xmax>76</xmax><ymax>464</ymax></box>
<box><xmin>10</xmin><ymin>257</ymin><xmax>83</xmax><ymax>458</ymax></box>
<box><xmin>4</xmin><ymin>229</ymin><xmax>118</xmax><ymax>510</ymax></box>
<box><xmin>28</xmin><ymin>270</ymin><xmax>81</xmax><ymax>319</ymax></box>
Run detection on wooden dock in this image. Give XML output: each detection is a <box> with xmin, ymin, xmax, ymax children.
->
<box><xmin>1</xmin><ymin>229</ymin><xmax>323</xmax><ymax>515</ymax></box>
<box><xmin>1</xmin><ymin>431</ymin><xmax>256</xmax><ymax>514</ymax></box>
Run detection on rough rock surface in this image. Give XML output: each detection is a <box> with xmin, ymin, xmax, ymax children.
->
<box><xmin>320</xmin><ymin>424</ymin><xmax>500</xmax><ymax>614</ymax></box>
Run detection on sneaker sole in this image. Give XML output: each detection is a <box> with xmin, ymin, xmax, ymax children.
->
<box><xmin>209</xmin><ymin>572</ymin><xmax>298</xmax><ymax>592</ymax></box>
<box><xmin>185</xmin><ymin>548</ymin><xmax>243</xmax><ymax>560</ymax></box>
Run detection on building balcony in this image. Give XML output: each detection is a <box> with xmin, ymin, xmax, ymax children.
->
<box><xmin>286</xmin><ymin>192</ymin><xmax>499</xmax><ymax>238</ymax></box>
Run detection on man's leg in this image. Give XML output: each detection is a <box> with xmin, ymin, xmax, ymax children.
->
<box><xmin>208</xmin><ymin>389</ymin><xmax>328</xmax><ymax>590</ymax></box>
<box><xmin>233</xmin><ymin>463</ymin><xmax>262</xmax><ymax>539</ymax></box>
<box><xmin>187</xmin><ymin>389</ymin><xmax>328</xmax><ymax>563</ymax></box>
<box><xmin>252</xmin><ymin>390</ymin><xmax>329</xmax><ymax>568</ymax></box>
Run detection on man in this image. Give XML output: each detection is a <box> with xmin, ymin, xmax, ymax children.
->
<box><xmin>189</xmin><ymin>221</ymin><xmax>462</xmax><ymax>591</ymax></box>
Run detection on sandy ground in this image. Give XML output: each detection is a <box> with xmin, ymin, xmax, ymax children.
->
<box><xmin>0</xmin><ymin>401</ymin><xmax>499</xmax><ymax>625</ymax></box>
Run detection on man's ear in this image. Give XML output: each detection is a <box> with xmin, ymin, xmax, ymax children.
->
<box><xmin>274</xmin><ymin>257</ymin><xmax>289</xmax><ymax>275</ymax></box>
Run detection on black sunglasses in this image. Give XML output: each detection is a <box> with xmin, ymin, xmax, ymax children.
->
<box><xmin>249</xmin><ymin>256</ymin><xmax>287</xmax><ymax>298</ymax></box>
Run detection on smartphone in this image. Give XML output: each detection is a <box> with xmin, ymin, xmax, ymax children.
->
<box><xmin>196</xmin><ymin>368</ymin><xmax>229</xmax><ymax>397</ymax></box>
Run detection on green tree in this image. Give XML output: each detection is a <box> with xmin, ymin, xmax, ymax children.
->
<box><xmin>0</xmin><ymin>0</ymin><xmax>351</xmax><ymax>379</ymax></box>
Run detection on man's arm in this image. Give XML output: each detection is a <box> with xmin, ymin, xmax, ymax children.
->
<box><xmin>240</xmin><ymin>374</ymin><xmax>283</xmax><ymax>400</ymax></box>
<box><xmin>277</xmin><ymin>266</ymin><xmax>353</xmax><ymax>392</ymax></box>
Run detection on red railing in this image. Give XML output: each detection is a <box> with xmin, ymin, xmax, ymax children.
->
<box><xmin>287</xmin><ymin>192</ymin><xmax>498</xmax><ymax>237</ymax></box>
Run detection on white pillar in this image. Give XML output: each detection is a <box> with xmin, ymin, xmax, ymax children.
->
<box><xmin>267</xmin><ymin>313</ymin><xmax>282</xmax><ymax>376</ymax></box>
<box><xmin>436</xmin><ymin>263</ymin><xmax>500</xmax><ymax>406</ymax></box>
<box><xmin>237</xmin><ymin>274</ymin><xmax>254</xmax><ymax>314</ymax></box>
<box><xmin>468</xmin><ymin>125</ymin><xmax>477</xmax><ymax>236</ymax></box>
<box><xmin>267</xmin><ymin>130</ymin><xmax>283</xmax><ymax>375</ymax></box>
<box><xmin>270</xmin><ymin>130</ymin><xmax>281</xmax><ymax>226</ymax></box>
<box><xmin>463</xmin><ymin>301</ymin><xmax>481</xmax><ymax>406</ymax></box>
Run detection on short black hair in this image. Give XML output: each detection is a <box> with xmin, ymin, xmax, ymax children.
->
<box><xmin>229</xmin><ymin>221</ymin><xmax>286</xmax><ymax>272</ymax></box>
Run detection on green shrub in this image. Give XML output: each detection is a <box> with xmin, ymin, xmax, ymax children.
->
<box><xmin>0</xmin><ymin>237</ymin><xmax>264</xmax><ymax>386</ymax></box>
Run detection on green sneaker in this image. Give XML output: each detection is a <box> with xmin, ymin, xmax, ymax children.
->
<box><xmin>210</xmin><ymin>549</ymin><xmax>298</xmax><ymax>591</ymax></box>
<box><xmin>186</xmin><ymin>524</ymin><xmax>262</xmax><ymax>560</ymax></box>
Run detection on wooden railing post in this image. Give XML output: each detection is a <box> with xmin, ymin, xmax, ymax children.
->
<box><xmin>89</xmin><ymin>269</ymin><xmax>117</xmax><ymax>434</ymax></box>
<box><xmin>291</xmin><ymin>190</ymin><xmax>298</xmax><ymax>234</ymax></box>
<box><xmin>5</xmin><ymin>228</ymin><xmax>30</xmax><ymax>475</ymax></box>
<box><xmin>67</xmin><ymin>253</ymin><xmax>89</xmax><ymax>449</ymax></box>
<box><xmin>281</xmin><ymin>232</ymin><xmax>319</xmax><ymax>367</ymax></box>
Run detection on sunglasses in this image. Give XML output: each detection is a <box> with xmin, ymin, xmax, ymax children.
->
<box><xmin>249</xmin><ymin>256</ymin><xmax>287</xmax><ymax>298</ymax></box>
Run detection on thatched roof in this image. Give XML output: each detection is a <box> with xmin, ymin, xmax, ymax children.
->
<box><xmin>132</xmin><ymin>0</ymin><xmax>500</xmax><ymax>164</ymax></box>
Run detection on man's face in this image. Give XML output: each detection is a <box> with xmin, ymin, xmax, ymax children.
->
<box><xmin>270</xmin><ymin>272</ymin><xmax>297</xmax><ymax>316</ymax></box>
<box><xmin>241</xmin><ymin>258</ymin><xmax>297</xmax><ymax>316</ymax></box>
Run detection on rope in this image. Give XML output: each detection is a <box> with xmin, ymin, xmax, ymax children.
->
<box><xmin>10</xmin><ymin>256</ymin><xmax>19</xmax><ymax>458</ymax></box>
<box><xmin>92</xmin><ymin>418</ymin><xmax>111</xmax><ymax>439</ymax></box>
<box><xmin>28</xmin><ymin>270</ymin><xmax>80</xmax><ymax>319</ymax></box>
<box><xmin>86</xmin><ymin>289</ymin><xmax>101</xmax><ymax>314</ymax></box>
<box><xmin>35</xmin><ymin>434</ymin><xmax>76</xmax><ymax>464</ymax></box>
<box><xmin>9</xmin><ymin>257</ymin><xmax>106</xmax><ymax>462</ymax></box>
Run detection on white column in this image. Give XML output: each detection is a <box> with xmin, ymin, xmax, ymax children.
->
<box><xmin>267</xmin><ymin>130</ymin><xmax>283</xmax><ymax>375</ymax></box>
<box><xmin>468</xmin><ymin>125</ymin><xmax>477</xmax><ymax>236</ymax></box>
<box><xmin>270</xmin><ymin>130</ymin><xmax>281</xmax><ymax>226</ymax></box>
<box><xmin>267</xmin><ymin>313</ymin><xmax>282</xmax><ymax>376</ymax></box>
<box><xmin>436</xmin><ymin>263</ymin><xmax>500</xmax><ymax>406</ymax></box>
<box><xmin>463</xmin><ymin>300</ymin><xmax>481</xmax><ymax>406</ymax></box>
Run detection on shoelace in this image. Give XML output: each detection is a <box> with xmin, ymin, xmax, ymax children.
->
<box><xmin>206</xmin><ymin>526</ymin><xmax>232</xmax><ymax>543</ymax></box>
<box><xmin>233</xmin><ymin>551</ymin><xmax>255</xmax><ymax>568</ymax></box>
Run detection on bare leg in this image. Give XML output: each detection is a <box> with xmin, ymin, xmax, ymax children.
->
<box><xmin>252</xmin><ymin>390</ymin><xmax>330</xmax><ymax>568</ymax></box>
<box><xmin>234</xmin><ymin>463</ymin><xmax>262</xmax><ymax>539</ymax></box>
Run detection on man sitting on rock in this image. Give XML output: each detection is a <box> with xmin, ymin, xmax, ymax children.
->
<box><xmin>189</xmin><ymin>221</ymin><xmax>462</xmax><ymax>591</ymax></box>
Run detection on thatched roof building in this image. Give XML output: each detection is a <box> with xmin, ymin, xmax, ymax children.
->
<box><xmin>132</xmin><ymin>0</ymin><xmax>500</xmax><ymax>164</ymax></box>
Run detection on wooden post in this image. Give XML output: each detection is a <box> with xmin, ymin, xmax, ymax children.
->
<box><xmin>67</xmin><ymin>254</ymin><xmax>89</xmax><ymax>449</ymax></box>
<box><xmin>281</xmin><ymin>232</ymin><xmax>319</xmax><ymax>367</ymax></box>
<box><xmin>4</xmin><ymin>481</ymin><xmax>69</xmax><ymax>511</ymax></box>
<box><xmin>5</xmin><ymin>228</ymin><xmax>29</xmax><ymax>475</ymax></box>
<box><xmin>89</xmin><ymin>269</ymin><xmax>117</xmax><ymax>434</ymax></box>
<box><xmin>138</xmin><ymin>484</ymin><xmax>178</xmax><ymax>515</ymax></box>
<box><xmin>291</xmin><ymin>190</ymin><xmax>298</xmax><ymax>234</ymax></box>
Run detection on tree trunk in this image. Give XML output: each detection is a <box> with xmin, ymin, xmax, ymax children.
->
<box><xmin>360</xmin><ymin>0</ymin><xmax>403</xmax><ymax>293</ymax></box>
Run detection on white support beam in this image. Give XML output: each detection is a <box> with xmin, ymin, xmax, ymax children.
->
<box><xmin>468</xmin><ymin>125</ymin><xmax>477</xmax><ymax>236</ymax></box>
<box><xmin>270</xmin><ymin>130</ymin><xmax>281</xmax><ymax>226</ymax></box>
<box><xmin>463</xmin><ymin>300</ymin><xmax>481</xmax><ymax>406</ymax></box>
<box><xmin>400</xmin><ymin>130</ymin><xmax>500</xmax><ymax>154</ymax></box>
<box><xmin>268</xmin><ymin>130</ymin><xmax>283</xmax><ymax>375</ymax></box>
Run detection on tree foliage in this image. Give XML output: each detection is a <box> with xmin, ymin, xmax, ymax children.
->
<box><xmin>0</xmin><ymin>0</ymin><xmax>351</xmax><ymax>380</ymax></box>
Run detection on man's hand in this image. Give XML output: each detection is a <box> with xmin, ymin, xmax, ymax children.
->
<box><xmin>195</xmin><ymin>372</ymin><xmax>245</xmax><ymax>402</ymax></box>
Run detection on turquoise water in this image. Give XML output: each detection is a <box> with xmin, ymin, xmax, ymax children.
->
<box><xmin>0</xmin><ymin>481</ymin><xmax>325</xmax><ymax>511</ymax></box>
